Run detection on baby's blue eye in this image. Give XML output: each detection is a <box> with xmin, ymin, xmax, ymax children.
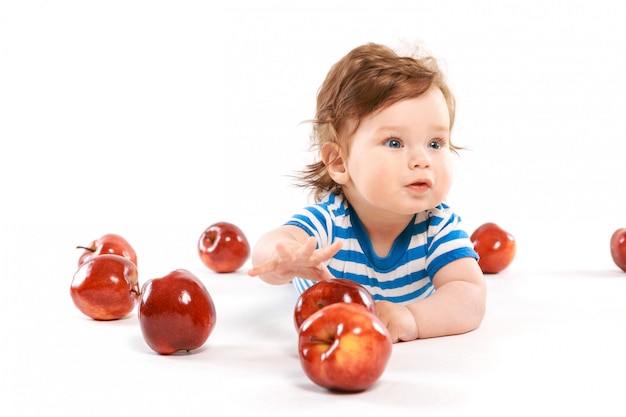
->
<box><xmin>428</xmin><ymin>140</ymin><xmax>442</xmax><ymax>150</ymax></box>
<box><xmin>384</xmin><ymin>138</ymin><xmax>402</xmax><ymax>148</ymax></box>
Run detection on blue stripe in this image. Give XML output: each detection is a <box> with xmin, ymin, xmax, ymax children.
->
<box><xmin>334</xmin><ymin>226</ymin><xmax>353</xmax><ymax>239</ymax></box>
<box><xmin>285</xmin><ymin>214</ymin><xmax>316</xmax><ymax>236</ymax></box>
<box><xmin>429</xmin><ymin>229</ymin><xmax>468</xmax><ymax>253</ymax></box>
<box><xmin>328</xmin><ymin>266</ymin><xmax>429</xmax><ymax>290</ymax></box>
<box><xmin>372</xmin><ymin>285</ymin><xmax>435</xmax><ymax>303</ymax></box>
<box><xmin>333</xmin><ymin>247</ymin><xmax>367</xmax><ymax>263</ymax></box>
<box><xmin>413</xmin><ymin>218</ymin><xmax>429</xmax><ymax>234</ymax></box>
<box><xmin>428</xmin><ymin>215</ymin><xmax>443</xmax><ymax>227</ymax></box>
<box><xmin>406</xmin><ymin>244</ymin><xmax>427</xmax><ymax>259</ymax></box>
<box><xmin>427</xmin><ymin>247</ymin><xmax>478</xmax><ymax>278</ymax></box>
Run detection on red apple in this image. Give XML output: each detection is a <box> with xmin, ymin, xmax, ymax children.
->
<box><xmin>610</xmin><ymin>228</ymin><xmax>626</xmax><ymax>272</ymax></box>
<box><xmin>298</xmin><ymin>302</ymin><xmax>393</xmax><ymax>392</ymax></box>
<box><xmin>70</xmin><ymin>254</ymin><xmax>140</xmax><ymax>320</ymax></box>
<box><xmin>138</xmin><ymin>269</ymin><xmax>217</xmax><ymax>355</ymax></box>
<box><xmin>77</xmin><ymin>233</ymin><xmax>138</xmax><ymax>267</ymax></box>
<box><xmin>470</xmin><ymin>222</ymin><xmax>516</xmax><ymax>274</ymax></box>
<box><xmin>198</xmin><ymin>222</ymin><xmax>250</xmax><ymax>273</ymax></box>
<box><xmin>293</xmin><ymin>278</ymin><xmax>377</xmax><ymax>331</ymax></box>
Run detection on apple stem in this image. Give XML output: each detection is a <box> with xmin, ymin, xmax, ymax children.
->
<box><xmin>309</xmin><ymin>335</ymin><xmax>335</xmax><ymax>345</ymax></box>
<box><xmin>76</xmin><ymin>246</ymin><xmax>96</xmax><ymax>252</ymax></box>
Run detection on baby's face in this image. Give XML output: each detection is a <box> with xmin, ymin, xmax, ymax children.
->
<box><xmin>341</xmin><ymin>87</ymin><xmax>454</xmax><ymax>221</ymax></box>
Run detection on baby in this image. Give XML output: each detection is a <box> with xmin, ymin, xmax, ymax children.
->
<box><xmin>248</xmin><ymin>43</ymin><xmax>486</xmax><ymax>343</ymax></box>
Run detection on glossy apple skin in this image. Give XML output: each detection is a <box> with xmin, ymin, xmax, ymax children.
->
<box><xmin>298</xmin><ymin>302</ymin><xmax>392</xmax><ymax>392</ymax></box>
<box><xmin>293</xmin><ymin>278</ymin><xmax>377</xmax><ymax>331</ymax></box>
<box><xmin>77</xmin><ymin>233</ymin><xmax>138</xmax><ymax>267</ymax></box>
<box><xmin>610</xmin><ymin>228</ymin><xmax>626</xmax><ymax>272</ymax></box>
<box><xmin>138</xmin><ymin>269</ymin><xmax>217</xmax><ymax>355</ymax></box>
<box><xmin>70</xmin><ymin>254</ymin><xmax>140</xmax><ymax>320</ymax></box>
<box><xmin>198</xmin><ymin>222</ymin><xmax>250</xmax><ymax>273</ymax></box>
<box><xmin>470</xmin><ymin>222</ymin><xmax>516</xmax><ymax>274</ymax></box>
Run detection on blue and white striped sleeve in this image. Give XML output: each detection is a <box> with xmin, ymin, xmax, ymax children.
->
<box><xmin>425</xmin><ymin>206</ymin><xmax>478</xmax><ymax>278</ymax></box>
<box><xmin>285</xmin><ymin>204</ymin><xmax>335</xmax><ymax>294</ymax></box>
<box><xmin>284</xmin><ymin>204</ymin><xmax>333</xmax><ymax>248</ymax></box>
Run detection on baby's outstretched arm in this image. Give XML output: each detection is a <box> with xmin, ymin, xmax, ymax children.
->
<box><xmin>248</xmin><ymin>225</ymin><xmax>342</xmax><ymax>285</ymax></box>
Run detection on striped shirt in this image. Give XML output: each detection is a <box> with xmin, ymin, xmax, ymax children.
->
<box><xmin>286</xmin><ymin>193</ymin><xmax>478</xmax><ymax>305</ymax></box>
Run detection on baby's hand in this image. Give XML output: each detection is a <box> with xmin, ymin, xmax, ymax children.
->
<box><xmin>248</xmin><ymin>237</ymin><xmax>342</xmax><ymax>283</ymax></box>
<box><xmin>375</xmin><ymin>300</ymin><xmax>419</xmax><ymax>343</ymax></box>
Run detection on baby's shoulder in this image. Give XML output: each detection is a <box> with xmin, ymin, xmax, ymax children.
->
<box><xmin>309</xmin><ymin>193</ymin><xmax>350</xmax><ymax>217</ymax></box>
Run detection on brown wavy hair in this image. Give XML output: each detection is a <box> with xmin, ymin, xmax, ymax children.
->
<box><xmin>297</xmin><ymin>42</ymin><xmax>458</xmax><ymax>201</ymax></box>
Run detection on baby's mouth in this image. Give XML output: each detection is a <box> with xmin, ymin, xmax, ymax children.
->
<box><xmin>409</xmin><ymin>179</ymin><xmax>432</xmax><ymax>188</ymax></box>
<box><xmin>406</xmin><ymin>179</ymin><xmax>432</xmax><ymax>193</ymax></box>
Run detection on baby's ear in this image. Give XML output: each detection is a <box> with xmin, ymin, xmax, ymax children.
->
<box><xmin>321</xmin><ymin>143</ymin><xmax>349</xmax><ymax>185</ymax></box>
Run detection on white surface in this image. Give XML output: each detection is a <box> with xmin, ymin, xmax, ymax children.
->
<box><xmin>2</xmin><ymin>223</ymin><xmax>626</xmax><ymax>417</ymax></box>
<box><xmin>2</xmin><ymin>1</ymin><xmax>626</xmax><ymax>416</ymax></box>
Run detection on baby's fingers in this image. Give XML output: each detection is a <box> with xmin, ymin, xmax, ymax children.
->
<box><xmin>295</xmin><ymin>237</ymin><xmax>318</xmax><ymax>259</ymax></box>
<box><xmin>316</xmin><ymin>240</ymin><xmax>343</xmax><ymax>260</ymax></box>
<box><xmin>296</xmin><ymin>237</ymin><xmax>342</xmax><ymax>265</ymax></box>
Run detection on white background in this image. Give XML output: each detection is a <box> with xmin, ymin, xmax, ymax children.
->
<box><xmin>1</xmin><ymin>1</ymin><xmax>626</xmax><ymax>416</ymax></box>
